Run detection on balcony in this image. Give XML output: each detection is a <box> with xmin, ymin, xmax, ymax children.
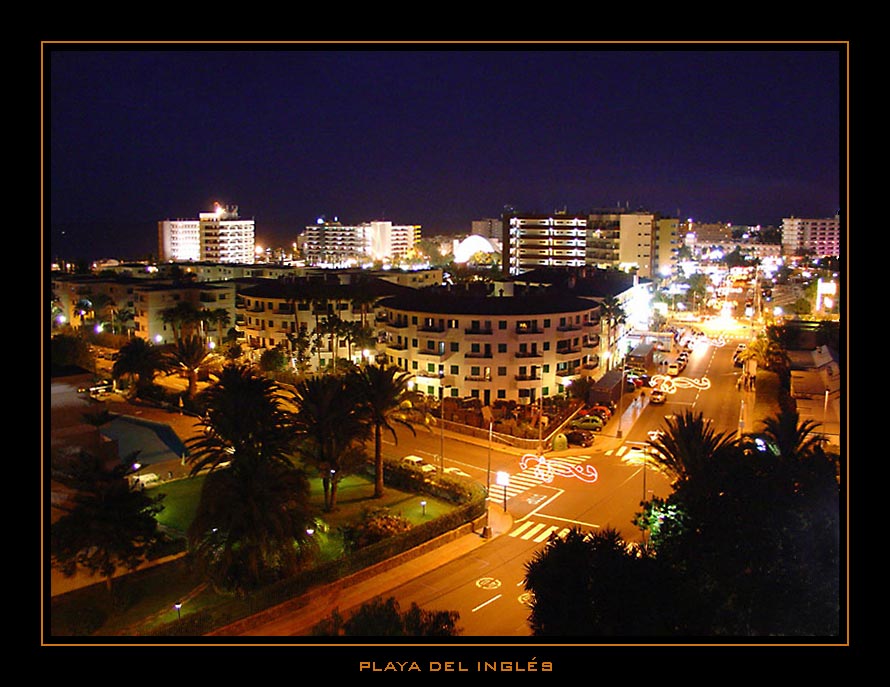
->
<box><xmin>465</xmin><ymin>351</ymin><xmax>493</xmax><ymax>359</ymax></box>
<box><xmin>515</xmin><ymin>326</ymin><xmax>543</xmax><ymax>335</ymax></box>
<box><xmin>556</xmin><ymin>347</ymin><xmax>582</xmax><ymax>357</ymax></box>
<box><xmin>515</xmin><ymin>373</ymin><xmax>541</xmax><ymax>382</ymax></box>
<box><xmin>464</xmin><ymin>327</ymin><xmax>493</xmax><ymax>335</ymax></box>
<box><xmin>515</xmin><ymin>350</ymin><xmax>542</xmax><ymax>358</ymax></box>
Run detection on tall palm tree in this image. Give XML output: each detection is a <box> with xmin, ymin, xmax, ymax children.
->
<box><xmin>184</xmin><ymin>364</ymin><xmax>316</xmax><ymax>594</ymax></box>
<box><xmin>288</xmin><ymin>374</ymin><xmax>370</xmax><ymax>511</ymax></box>
<box><xmin>208</xmin><ymin>307</ymin><xmax>232</xmax><ymax>347</ymax></box>
<box><xmin>111</xmin><ymin>337</ymin><xmax>170</xmax><ymax>396</ymax></box>
<box><xmin>350</xmin><ymin>364</ymin><xmax>418</xmax><ymax>498</ymax></box>
<box><xmin>646</xmin><ymin>410</ymin><xmax>739</xmax><ymax>486</ymax></box>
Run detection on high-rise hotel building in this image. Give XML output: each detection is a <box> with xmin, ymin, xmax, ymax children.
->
<box><xmin>301</xmin><ymin>219</ymin><xmax>421</xmax><ymax>266</ymax></box>
<box><xmin>503</xmin><ymin>209</ymin><xmax>679</xmax><ymax>279</ymax></box>
<box><xmin>158</xmin><ymin>203</ymin><xmax>256</xmax><ymax>264</ymax></box>
<box><xmin>781</xmin><ymin>215</ymin><xmax>841</xmax><ymax>258</ymax></box>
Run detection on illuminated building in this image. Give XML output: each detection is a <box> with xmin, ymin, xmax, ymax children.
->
<box><xmin>781</xmin><ymin>215</ymin><xmax>841</xmax><ymax>258</ymax></box>
<box><xmin>378</xmin><ymin>287</ymin><xmax>616</xmax><ymax>405</ymax></box>
<box><xmin>158</xmin><ymin>203</ymin><xmax>256</xmax><ymax>264</ymax></box>
<box><xmin>301</xmin><ymin>219</ymin><xmax>421</xmax><ymax>266</ymax></box>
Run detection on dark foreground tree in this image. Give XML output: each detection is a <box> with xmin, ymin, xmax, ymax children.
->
<box><xmin>311</xmin><ymin>596</ymin><xmax>461</xmax><ymax>636</ymax></box>
<box><xmin>523</xmin><ymin>528</ymin><xmax>672</xmax><ymax>636</ymax></box>
<box><xmin>51</xmin><ymin>450</ymin><xmax>165</xmax><ymax>594</ymax></box>
<box><xmin>526</xmin><ymin>411</ymin><xmax>840</xmax><ymax>637</ymax></box>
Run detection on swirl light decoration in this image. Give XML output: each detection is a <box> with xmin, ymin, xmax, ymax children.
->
<box><xmin>649</xmin><ymin>374</ymin><xmax>712</xmax><ymax>394</ymax></box>
<box><xmin>519</xmin><ymin>453</ymin><xmax>600</xmax><ymax>484</ymax></box>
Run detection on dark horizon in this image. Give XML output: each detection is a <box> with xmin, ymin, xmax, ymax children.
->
<box><xmin>47</xmin><ymin>45</ymin><xmax>844</xmax><ymax>263</ymax></box>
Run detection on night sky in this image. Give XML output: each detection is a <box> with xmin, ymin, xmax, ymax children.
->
<box><xmin>46</xmin><ymin>44</ymin><xmax>844</xmax><ymax>262</ymax></box>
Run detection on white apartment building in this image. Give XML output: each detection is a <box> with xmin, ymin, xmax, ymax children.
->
<box><xmin>158</xmin><ymin>203</ymin><xmax>256</xmax><ymax>264</ymax></box>
<box><xmin>378</xmin><ymin>289</ymin><xmax>608</xmax><ymax>405</ymax></box>
<box><xmin>301</xmin><ymin>219</ymin><xmax>421</xmax><ymax>266</ymax></box>
<box><xmin>133</xmin><ymin>281</ymin><xmax>238</xmax><ymax>345</ymax></box>
<box><xmin>502</xmin><ymin>213</ymin><xmax>588</xmax><ymax>275</ymax></box>
<box><xmin>505</xmin><ymin>210</ymin><xmax>677</xmax><ymax>279</ymax></box>
<box><xmin>781</xmin><ymin>215</ymin><xmax>841</xmax><ymax>258</ymax></box>
<box><xmin>236</xmin><ymin>275</ymin><xmax>411</xmax><ymax>369</ymax></box>
<box><xmin>51</xmin><ymin>273</ymin><xmax>237</xmax><ymax>346</ymax></box>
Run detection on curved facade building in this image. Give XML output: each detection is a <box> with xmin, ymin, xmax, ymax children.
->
<box><xmin>378</xmin><ymin>290</ymin><xmax>605</xmax><ymax>404</ymax></box>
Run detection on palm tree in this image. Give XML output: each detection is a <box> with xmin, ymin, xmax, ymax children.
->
<box><xmin>757</xmin><ymin>407</ymin><xmax>824</xmax><ymax>461</ymax></box>
<box><xmin>168</xmin><ymin>334</ymin><xmax>215</xmax><ymax>400</ymax></box>
<box><xmin>350</xmin><ymin>364</ymin><xmax>419</xmax><ymax>498</ymax></box>
<box><xmin>185</xmin><ymin>364</ymin><xmax>295</xmax><ymax>476</ymax></box>
<box><xmin>160</xmin><ymin>301</ymin><xmax>202</xmax><ymax>342</ymax></box>
<box><xmin>646</xmin><ymin>410</ymin><xmax>739</xmax><ymax>486</ymax></box>
<box><xmin>288</xmin><ymin>374</ymin><xmax>370</xmax><ymax>511</ymax></box>
<box><xmin>51</xmin><ymin>450</ymin><xmax>165</xmax><ymax>594</ymax></box>
<box><xmin>207</xmin><ymin>308</ymin><xmax>232</xmax><ymax>347</ymax></box>
<box><xmin>111</xmin><ymin>337</ymin><xmax>170</xmax><ymax>396</ymax></box>
<box><xmin>187</xmin><ymin>456</ymin><xmax>317</xmax><ymax>595</ymax></box>
<box><xmin>184</xmin><ymin>364</ymin><xmax>316</xmax><ymax>594</ymax></box>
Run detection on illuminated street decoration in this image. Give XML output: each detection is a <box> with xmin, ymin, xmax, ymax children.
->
<box><xmin>519</xmin><ymin>453</ymin><xmax>599</xmax><ymax>484</ymax></box>
<box><xmin>649</xmin><ymin>374</ymin><xmax>712</xmax><ymax>394</ymax></box>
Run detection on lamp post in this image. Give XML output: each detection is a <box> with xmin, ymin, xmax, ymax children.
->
<box><xmin>496</xmin><ymin>471</ymin><xmax>510</xmax><ymax>512</ymax></box>
<box><xmin>438</xmin><ymin>373</ymin><xmax>450</xmax><ymax>474</ymax></box>
<box><xmin>482</xmin><ymin>406</ymin><xmax>494</xmax><ymax>538</ymax></box>
<box><xmin>173</xmin><ymin>602</ymin><xmax>182</xmax><ymax>621</ymax></box>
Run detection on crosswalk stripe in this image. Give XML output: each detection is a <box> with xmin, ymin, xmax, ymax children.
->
<box><xmin>509</xmin><ymin>521</ymin><xmax>575</xmax><ymax>542</ymax></box>
<box><xmin>519</xmin><ymin>522</ymin><xmax>548</xmax><ymax>540</ymax></box>
<box><xmin>509</xmin><ymin>521</ymin><xmax>536</xmax><ymax>538</ymax></box>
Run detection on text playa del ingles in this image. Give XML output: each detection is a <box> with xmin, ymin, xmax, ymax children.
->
<box><xmin>359</xmin><ymin>659</ymin><xmax>554</xmax><ymax>672</ymax></box>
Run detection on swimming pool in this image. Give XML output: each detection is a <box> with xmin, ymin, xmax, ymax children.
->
<box><xmin>101</xmin><ymin>415</ymin><xmax>189</xmax><ymax>467</ymax></box>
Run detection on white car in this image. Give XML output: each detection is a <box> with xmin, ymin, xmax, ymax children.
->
<box><xmin>402</xmin><ymin>455</ymin><xmax>436</xmax><ymax>474</ymax></box>
<box><xmin>443</xmin><ymin>466</ymin><xmax>472</xmax><ymax>478</ymax></box>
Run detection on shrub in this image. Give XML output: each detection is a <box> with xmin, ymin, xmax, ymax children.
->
<box><xmin>340</xmin><ymin>507</ymin><xmax>413</xmax><ymax>551</ymax></box>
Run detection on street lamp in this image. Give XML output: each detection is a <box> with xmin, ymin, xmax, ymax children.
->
<box><xmin>438</xmin><ymin>373</ymin><xmax>450</xmax><ymax>474</ymax></box>
<box><xmin>173</xmin><ymin>602</ymin><xmax>182</xmax><ymax>621</ymax></box>
<box><xmin>496</xmin><ymin>471</ymin><xmax>510</xmax><ymax>512</ymax></box>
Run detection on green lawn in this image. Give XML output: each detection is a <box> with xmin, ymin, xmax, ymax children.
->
<box><xmin>51</xmin><ymin>470</ymin><xmax>458</xmax><ymax>637</ymax></box>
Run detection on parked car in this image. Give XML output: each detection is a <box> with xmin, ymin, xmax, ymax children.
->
<box><xmin>667</xmin><ymin>362</ymin><xmax>680</xmax><ymax>376</ymax></box>
<box><xmin>588</xmin><ymin>404</ymin><xmax>613</xmax><ymax>419</ymax></box>
<box><xmin>570</xmin><ymin>415</ymin><xmax>604</xmax><ymax>432</ymax></box>
<box><xmin>403</xmin><ymin>455</ymin><xmax>437</xmax><ymax>474</ymax></box>
<box><xmin>78</xmin><ymin>379</ymin><xmax>114</xmax><ymax>395</ymax></box>
<box><xmin>443</xmin><ymin>466</ymin><xmax>472</xmax><ymax>478</ymax></box>
<box><xmin>566</xmin><ymin>429</ymin><xmax>595</xmax><ymax>447</ymax></box>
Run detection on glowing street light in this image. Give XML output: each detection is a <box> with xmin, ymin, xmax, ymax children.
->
<box><xmin>496</xmin><ymin>471</ymin><xmax>510</xmax><ymax>512</ymax></box>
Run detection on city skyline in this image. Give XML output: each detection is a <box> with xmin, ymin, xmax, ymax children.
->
<box><xmin>46</xmin><ymin>43</ymin><xmax>844</xmax><ymax>261</ymax></box>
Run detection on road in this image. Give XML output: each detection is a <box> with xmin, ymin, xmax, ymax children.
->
<box><xmin>345</xmin><ymin>326</ymin><xmax>752</xmax><ymax>637</ymax></box>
